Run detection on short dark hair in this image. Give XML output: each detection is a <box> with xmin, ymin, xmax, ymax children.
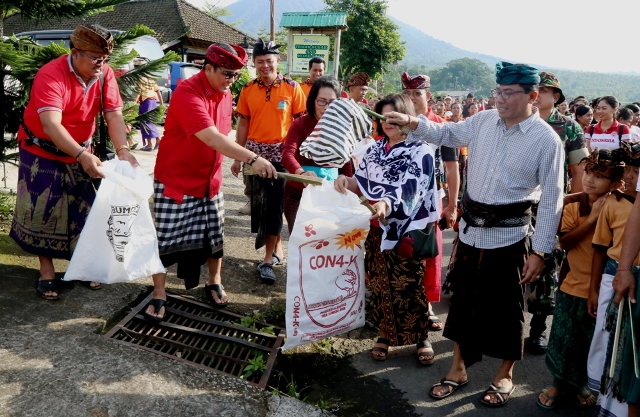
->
<box><xmin>306</xmin><ymin>75</ymin><xmax>341</xmax><ymax>119</ymax></box>
<box><xmin>575</xmin><ymin>105</ymin><xmax>592</xmax><ymax>118</ymax></box>
<box><xmin>624</xmin><ymin>104</ymin><xmax>640</xmax><ymax>113</ymax></box>
<box><xmin>617</xmin><ymin>107</ymin><xmax>634</xmax><ymax>123</ymax></box>
<box><xmin>308</xmin><ymin>56</ymin><xmax>325</xmax><ymax>69</ymax></box>
<box><xmin>373</xmin><ymin>94</ymin><xmax>416</xmax><ymax>137</ymax></box>
<box><xmin>520</xmin><ymin>84</ymin><xmax>539</xmax><ymax>94</ymax></box>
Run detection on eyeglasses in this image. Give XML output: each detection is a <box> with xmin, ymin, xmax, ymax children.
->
<box><xmin>77</xmin><ymin>49</ymin><xmax>110</xmax><ymax>64</ymax></box>
<box><xmin>491</xmin><ymin>89</ymin><xmax>526</xmax><ymax>100</ymax></box>
<box><xmin>219</xmin><ymin>70</ymin><xmax>241</xmax><ymax>80</ymax></box>
<box><xmin>316</xmin><ymin>99</ymin><xmax>335</xmax><ymax>107</ymax></box>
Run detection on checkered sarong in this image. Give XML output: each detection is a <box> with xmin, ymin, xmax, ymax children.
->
<box><xmin>153</xmin><ymin>180</ymin><xmax>224</xmax><ymax>256</ymax></box>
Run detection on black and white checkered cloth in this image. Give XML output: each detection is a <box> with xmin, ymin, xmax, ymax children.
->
<box><xmin>299</xmin><ymin>98</ymin><xmax>373</xmax><ymax>167</ymax></box>
<box><xmin>153</xmin><ymin>180</ymin><xmax>224</xmax><ymax>256</ymax></box>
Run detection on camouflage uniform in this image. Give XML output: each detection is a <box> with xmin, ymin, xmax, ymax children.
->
<box><xmin>528</xmin><ymin>72</ymin><xmax>589</xmax><ymax>340</ymax></box>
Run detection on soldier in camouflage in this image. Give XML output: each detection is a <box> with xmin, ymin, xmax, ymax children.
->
<box><xmin>529</xmin><ymin>71</ymin><xmax>590</xmax><ymax>354</ymax></box>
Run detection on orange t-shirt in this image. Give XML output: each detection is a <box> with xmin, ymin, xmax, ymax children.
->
<box><xmin>235</xmin><ymin>74</ymin><xmax>306</xmax><ymax>144</ymax></box>
<box><xmin>592</xmin><ymin>191</ymin><xmax>640</xmax><ymax>265</ymax></box>
<box><xmin>558</xmin><ymin>192</ymin><xmax>596</xmax><ymax>298</ymax></box>
<box><xmin>300</xmin><ymin>80</ymin><xmax>313</xmax><ymax>98</ymax></box>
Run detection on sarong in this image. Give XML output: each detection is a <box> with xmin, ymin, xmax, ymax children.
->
<box><xmin>423</xmin><ymin>198</ymin><xmax>442</xmax><ymax>303</ymax></box>
<box><xmin>153</xmin><ymin>180</ymin><xmax>224</xmax><ymax>289</ymax></box>
<box><xmin>139</xmin><ymin>98</ymin><xmax>159</xmax><ymax>140</ymax></box>
<box><xmin>443</xmin><ymin>238</ymin><xmax>528</xmax><ymax>367</ymax></box>
<box><xmin>10</xmin><ymin>146</ymin><xmax>95</xmax><ymax>259</ymax></box>
<box><xmin>545</xmin><ymin>290</ymin><xmax>595</xmax><ymax>395</ymax></box>
<box><xmin>621</xmin><ymin>269</ymin><xmax>640</xmax><ymax>405</ymax></box>
<box><xmin>364</xmin><ymin>226</ymin><xmax>430</xmax><ymax>347</ymax></box>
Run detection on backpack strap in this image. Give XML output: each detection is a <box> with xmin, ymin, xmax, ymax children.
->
<box><xmin>618</xmin><ymin>125</ymin><xmax>624</xmax><ymax>144</ymax></box>
<box><xmin>589</xmin><ymin>125</ymin><xmax>594</xmax><ymax>137</ymax></box>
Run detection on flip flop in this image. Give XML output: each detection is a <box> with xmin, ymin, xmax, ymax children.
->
<box><xmin>204</xmin><ymin>283</ymin><xmax>228</xmax><ymax>308</ymax></box>
<box><xmin>37</xmin><ymin>279</ymin><xmax>60</xmax><ymax>301</ymax></box>
<box><xmin>143</xmin><ymin>298</ymin><xmax>166</xmax><ymax>323</ymax></box>
<box><xmin>575</xmin><ymin>388</ymin><xmax>596</xmax><ymax>407</ymax></box>
<box><xmin>536</xmin><ymin>388</ymin><xmax>561</xmax><ymax>410</ymax></box>
<box><xmin>480</xmin><ymin>383</ymin><xmax>515</xmax><ymax>407</ymax></box>
<box><xmin>142</xmin><ymin>146</ymin><xmax>152</xmax><ymax>152</ymax></box>
<box><xmin>429</xmin><ymin>378</ymin><xmax>469</xmax><ymax>400</ymax></box>
<box><xmin>272</xmin><ymin>252</ymin><xmax>286</xmax><ymax>266</ymax></box>
<box><xmin>80</xmin><ymin>281</ymin><xmax>102</xmax><ymax>290</ymax></box>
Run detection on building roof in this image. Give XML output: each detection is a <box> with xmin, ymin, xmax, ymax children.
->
<box><xmin>3</xmin><ymin>0</ymin><xmax>255</xmax><ymax>50</ymax></box>
<box><xmin>280</xmin><ymin>12</ymin><xmax>348</xmax><ymax>29</ymax></box>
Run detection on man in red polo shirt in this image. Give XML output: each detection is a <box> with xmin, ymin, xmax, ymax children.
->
<box><xmin>10</xmin><ymin>24</ymin><xmax>137</xmax><ymax>301</ymax></box>
<box><xmin>144</xmin><ymin>43</ymin><xmax>277</xmax><ymax>321</ymax></box>
<box><xmin>400</xmin><ymin>72</ymin><xmax>460</xmax><ymax>345</ymax></box>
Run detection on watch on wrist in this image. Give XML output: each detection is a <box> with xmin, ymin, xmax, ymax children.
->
<box><xmin>531</xmin><ymin>250</ymin><xmax>550</xmax><ymax>261</ymax></box>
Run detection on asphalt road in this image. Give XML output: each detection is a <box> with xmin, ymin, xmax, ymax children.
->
<box><xmin>348</xmin><ymin>229</ymin><xmax>597</xmax><ymax>417</ymax></box>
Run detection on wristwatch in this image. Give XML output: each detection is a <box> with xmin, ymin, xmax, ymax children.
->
<box><xmin>531</xmin><ymin>250</ymin><xmax>551</xmax><ymax>261</ymax></box>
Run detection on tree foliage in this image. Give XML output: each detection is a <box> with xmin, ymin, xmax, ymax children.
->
<box><xmin>428</xmin><ymin>58</ymin><xmax>494</xmax><ymax>97</ymax></box>
<box><xmin>202</xmin><ymin>0</ymin><xmax>240</xmax><ymax>27</ymax></box>
<box><xmin>324</xmin><ymin>0</ymin><xmax>404</xmax><ymax>80</ymax></box>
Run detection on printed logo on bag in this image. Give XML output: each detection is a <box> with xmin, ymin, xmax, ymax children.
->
<box><xmin>293</xmin><ymin>226</ymin><xmax>366</xmax><ymax>339</ymax></box>
<box><xmin>106</xmin><ymin>205</ymin><xmax>140</xmax><ymax>262</ymax></box>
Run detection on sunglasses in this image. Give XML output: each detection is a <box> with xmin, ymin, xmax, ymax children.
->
<box><xmin>219</xmin><ymin>70</ymin><xmax>241</xmax><ymax>80</ymax></box>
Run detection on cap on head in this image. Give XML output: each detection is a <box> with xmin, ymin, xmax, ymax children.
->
<box><xmin>495</xmin><ymin>61</ymin><xmax>539</xmax><ymax>86</ymax></box>
<box><xmin>538</xmin><ymin>71</ymin><xmax>565</xmax><ymax>105</ymax></box>
<box><xmin>253</xmin><ymin>38</ymin><xmax>280</xmax><ymax>58</ymax></box>
<box><xmin>206</xmin><ymin>43</ymin><xmax>247</xmax><ymax>70</ymax></box>
<box><xmin>70</xmin><ymin>24</ymin><xmax>113</xmax><ymax>54</ymax></box>
<box><xmin>401</xmin><ymin>72</ymin><xmax>430</xmax><ymax>90</ymax></box>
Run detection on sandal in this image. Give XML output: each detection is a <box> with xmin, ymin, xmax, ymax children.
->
<box><xmin>416</xmin><ymin>340</ymin><xmax>435</xmax><ymax>365</ymax></box>
<box><xmin>371</xmin><ymin>337</ymin><xmax>390</xmax><ymax>361</ymax></box>
<box><xmin>204</xmin><ymin>283</ymin><xmax>228</xmax><ymax>308</ymax></box>
<box><xmin>536</xmin><ymin>387</ymin><xmax>561</xmax><ymax>410</ymax></box>
<box><xmin>480</xmin><ymin>383</ymin><xmax>515</xmax><ymax>407</ymax></box>
<box><xmin>129</xmin><ymin>142</ymin><xmax>138</xmax><ymax>150</ymax></box>
<box><xmin>429</xmin><ymin>378</ymin><xmax>469</xmax><ymax>400</ymax></box>
<box><xmin>257</xmin><ymin>262</ymin><xmax>276</xmax><ymax>284</ymax></box>
<box><xmin>81</xmin><ymin>281</ymin><xmax>102</xmax><ymax>290</ymax></box>
<box><xmin>575</xmin><ymin>387</ymin><xmax>596</xmax><ymax>407</ymax></box>
<box><xmin>272</xmin><ymin>252</ymin><xmax>286</xmax><ymax>266</ymax></box>
<box><xmin>142</xmin><ymin>146</ymin><xmax>152</xmax><ymax>152</ymax></box>
<box><xmin>37</xmin><ymin>279</ymin><xmax>60</xmax><ymax>301</ymax></box>
<box><xmin>427</xmin><ymin>309</ymin><xmax>443</xmax><ymax>331</ymax></box>
<box><xmin>143</xmin><ymin>298</ymin><xmax>166</xmax><ymax>323</ymax></box>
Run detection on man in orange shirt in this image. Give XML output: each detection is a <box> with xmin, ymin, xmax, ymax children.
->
<box><xmin>231</xmin><ymin>38</ymin><xmax>306</xmax><ymax>284</ymax></box>
<box><xmin>300</xmin><ymin>56</ymin><xmax>325</xmax><ymax>98</ymax></box>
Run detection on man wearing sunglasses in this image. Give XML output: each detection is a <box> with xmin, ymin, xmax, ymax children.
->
<box><xmin>386</xmin><ymin>62</ymin><xmax>564</xmax><ymax>408</ymax></box>
<box><xmin>231</xmin><ymin>38</ymin><xmax>306</xmax><ymax>284</ymax></box>
<box><xmin>144</xmin><ymin>43</ymin><xmax>278</xmax><ymax>321</ymax></box>
<box><xmin>11</xmin><ymin>24</ymin><xmax>137</xmax><ymax>301</ymax></box>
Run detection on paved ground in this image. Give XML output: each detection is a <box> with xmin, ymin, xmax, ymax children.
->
<box><xmin>0</xmin><ymin>131</ymin><xmax>600</xmax><ymax>416</ymax></box>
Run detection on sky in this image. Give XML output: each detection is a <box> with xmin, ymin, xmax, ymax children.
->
<box><xmin>186</xmin><ymin>0</ymin><xmax>640</xmax><ymax>74</ymax></box>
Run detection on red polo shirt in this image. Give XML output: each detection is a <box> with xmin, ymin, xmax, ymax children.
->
<box><xmin>18</xmin><ymin>54</ymin><xmax>123</xmax><ymax>163</ymax></box>
<box><xmin>154</xmin><ymin>70</ymin><xmax>233</xmax><ymax>199</ymax></box>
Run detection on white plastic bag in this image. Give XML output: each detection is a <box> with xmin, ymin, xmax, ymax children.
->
<box><xmin>64</xmin><ymin>159</ymin><xmax>166</xmax><ymax>283</ymax></box>
<box><xmin>282</xmin><ymin>180</ymin><xmax>371</xmax><ymax>350</ymax></box>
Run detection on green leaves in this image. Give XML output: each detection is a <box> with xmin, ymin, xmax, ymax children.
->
<box><xmin>325</xmin><ymin>0</ymin><xmax>404</xmax><ymax>79</ymax></box>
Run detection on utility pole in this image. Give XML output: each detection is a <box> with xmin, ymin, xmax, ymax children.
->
<box><xmin>270</xmin><ymin>0</ymin><xmax>275</xmax><ymax>42</ymax></box>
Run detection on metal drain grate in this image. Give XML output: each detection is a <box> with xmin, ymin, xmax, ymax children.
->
<box><xmin>105</xmin><ymin>292</ymin><xmax>284</xmax><ymax>388</ymax></box>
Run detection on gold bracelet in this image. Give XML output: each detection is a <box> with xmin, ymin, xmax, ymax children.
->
<box><xmin>115</xmin><ymin>145</ymin><xmax>129</xmax><ymax>155</ymax></box>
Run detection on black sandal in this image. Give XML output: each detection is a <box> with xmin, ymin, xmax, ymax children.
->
<box><xmin>37</xmin><ymin>279</ymin><xmax>60</xmax><ymax>301</ymax></box>
<box><xmin>371</xmin><ymin>337</ymin><xmax>390</xmax><ymax>361</ymax></box>
<box><xmin>417</xmin><ymin>340</ymin><xmax>435</xmax><ymax>365</ymax></box>
<box><xmin>143</xmin><ymin>298</ymin><xmax>166</xmax><ymax>322</ymax></box>
<box><xmin>204</xmin><ymin>283</ymin><xmax>228</xmax><ymax>308</ymax></box>
<box><xmin>427</xmin><ymin>310</ymin><xmax>443</xmax><ymax>331</ymax></box>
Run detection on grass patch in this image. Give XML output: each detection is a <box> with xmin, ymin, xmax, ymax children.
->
<box><xmin>0</xmin><ymin>192</ymin><xmax>16</xmax><ymax>220</ymax></box>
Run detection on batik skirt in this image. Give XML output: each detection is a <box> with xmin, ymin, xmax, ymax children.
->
<box><xmin>139</xmin><ymin>98</ymin><xmax>160</xmax><ymax>140</ymax></box>
<box><xmin>10</xmin><ymin>146</ymin><xmax>95</xmax><ymax>259</ymax></box>
<box><xmin>364</xmin><ymin>226</ymin><xmax>430</xmax><ymax>347</ymax></box>
<box><xmin>545</xmin><ymin>290</ymin><xmax>595</xmax><ymax>395</ymax></box>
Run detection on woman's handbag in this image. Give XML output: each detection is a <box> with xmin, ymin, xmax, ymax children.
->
<box><xmin>396</xmin><ymin>223</ymin><xmax>439</xmax><ymax>259</ymax></box>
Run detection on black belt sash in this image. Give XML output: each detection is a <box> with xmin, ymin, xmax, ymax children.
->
<box><xmin>21</xmin><ymin>122</ymin><xmax>90</xmax><ymax>157</ymax></box>
<box><xmin>461</xmin><ymin>193</ymin><xmax>533</xmax><ymax>233</ymax></box>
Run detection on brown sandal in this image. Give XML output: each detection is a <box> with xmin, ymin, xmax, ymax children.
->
<box><xmin>371</xmin><ymin>337</ymin><xmax>389</xmax><ymax>361</ymax></box>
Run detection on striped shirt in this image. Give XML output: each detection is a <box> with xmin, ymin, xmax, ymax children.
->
<box><xmin>408</xmin><ymin>108</ymin><xmax>564</xmax><ymax>253</ymax></box>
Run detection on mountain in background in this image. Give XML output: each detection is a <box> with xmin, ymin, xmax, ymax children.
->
<box><xmin>221</xmin><ymin>0</ymin><xmax>640</xmax><ymax>101</ymax></box>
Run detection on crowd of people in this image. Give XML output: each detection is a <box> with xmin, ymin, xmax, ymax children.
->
<box><xmin>8</xmin><ymin>23</ymin><xmax>640</xmax><ymax>414</ymax></box>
